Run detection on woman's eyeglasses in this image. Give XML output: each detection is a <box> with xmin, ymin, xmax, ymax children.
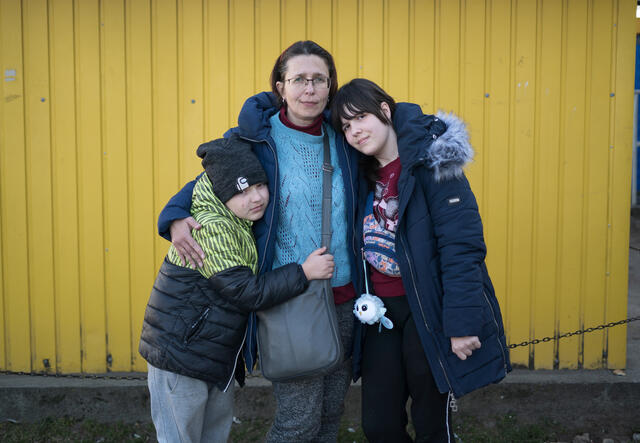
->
<box><xmin>285</xmin><ymin>75</ymin><xmax>331</xmax><ymax>91</ymax></box>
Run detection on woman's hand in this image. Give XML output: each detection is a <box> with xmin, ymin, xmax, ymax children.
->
<box><xmin>170</xmin><ymin>217</ymin><xmax>205</xmax><ymax>268</ymax></box>
<box><xmin>301</xmin><ymin>247</ymin><xmax>335</xmax><ymax>280</ymax></box>
<box><xmin>450</xmin><ymin>336</ymin><xmax>481</xmax><ymax>361</ymax></box>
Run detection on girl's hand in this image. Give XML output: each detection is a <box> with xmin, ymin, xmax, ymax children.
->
<box><xmin>450</xmin><ymin>336</ymin><xmax>481</xmax><ymax>360</ymax></box>
<box><xmin>301</xmin><ymin>247</ymin><xmax>335</xmax><ymax>280</ymax></box>
<box><xmin>170</xmin><ymin>217</ymin><xmax>205</xmax><ymax>268</ymax></box>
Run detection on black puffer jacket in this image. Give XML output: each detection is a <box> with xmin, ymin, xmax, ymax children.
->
<box><xmin>139</xmin><ymin>259</ymin><xmax>308</xmax><ymax>392</ymax></box>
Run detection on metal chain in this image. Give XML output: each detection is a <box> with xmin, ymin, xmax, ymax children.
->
<box><xmin>507</xmin><ymin>315</ymin><xmax>640</xmax><ymax>349</ymax></box>
<box><xmin>1</xmin><ymin>316</ymin><xmax>639</xmax><ymax>378</ymax></box>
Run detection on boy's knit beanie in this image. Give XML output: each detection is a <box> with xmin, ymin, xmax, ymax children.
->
<box><xmin>196</xmin><ymin>134</ymin><xmax>268</xmax><ymax>203</ymax></box>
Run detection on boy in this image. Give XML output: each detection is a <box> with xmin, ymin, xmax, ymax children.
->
<box><xmin>139</xmin><ymin>135</ymin><xmax>334</xmax><ymax>443</ymax></box>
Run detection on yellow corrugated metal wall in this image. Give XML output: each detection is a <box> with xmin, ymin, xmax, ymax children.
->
<box><xmin>0</xmin><ymin>0</ymin><xmax>635</xmax><ymax>373</ymax></box>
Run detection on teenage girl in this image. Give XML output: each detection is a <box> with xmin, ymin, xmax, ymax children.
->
<box><xmin>331</xmin><ymin>78</ymin><xmax>511</xmax><ymax>442</ymax></box>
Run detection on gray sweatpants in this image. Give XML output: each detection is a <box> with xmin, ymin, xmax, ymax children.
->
<box><xmin>147</xmin><ymin>363</ymin><xmax>234</xmax><ymax>443</ymax></box>
<box><xmin>266</xmin><ymin>301</ymin><xmax>355</xmax><ymax>443</ymax></box>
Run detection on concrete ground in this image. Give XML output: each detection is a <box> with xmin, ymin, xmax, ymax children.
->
<box><xmin>1</xmin><ymin>212</ymin><xmax>639</xmax><ymax>437</ymax></box>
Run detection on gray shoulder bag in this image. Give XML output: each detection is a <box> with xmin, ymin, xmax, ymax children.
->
<box><xmin>256</xmin><ymin>130</ymin><xmax>344</xmax><ymax>382</ymax></box>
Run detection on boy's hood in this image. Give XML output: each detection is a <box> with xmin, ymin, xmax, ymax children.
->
<box><xmin>190</xmin><ymin>173</ymin><xmax>253</xmax><ymax>231</ymax></box>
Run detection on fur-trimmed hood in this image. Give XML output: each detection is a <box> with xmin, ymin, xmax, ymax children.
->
<box><xmin>393</xmin><ymin>103</ymin><xmax>473</xmax><ymax>182</ymax></box>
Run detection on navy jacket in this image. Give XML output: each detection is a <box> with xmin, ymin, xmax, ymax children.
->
<box><xmin>157</xmin><ymin>92</ymin><xmax>361</xmax><ymax>371</ymax></box>
<box><xmin>353</xmin><ymin>103</ymin><xmax>511</xmax><ymax>398</ymax></box>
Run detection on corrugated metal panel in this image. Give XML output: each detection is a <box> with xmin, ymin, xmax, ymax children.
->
<box><xmin>0</xmin><ymin>0</ymin><xmax>634</xmax><ymax>373</ymax></box>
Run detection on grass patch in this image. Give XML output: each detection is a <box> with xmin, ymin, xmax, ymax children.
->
<box><xmin>229</xmin><ymin>417</ymin><xmax>269</xmax><ymax>442</ymax></box>
<box><xmin>0</xmin><ymin>413</ymin><xmax>579</xmax><ymax>442</ymax></box>
<box><xmin>335</xmin><ymin>419</ymin><xmax>367</xmax><ymax>442</ymax></box>
<box><xmin>454</xmin><ymin>414</ymin><xmax>566</xmax><ymax>443</ymax></box>
<box><xmin>229</xmin><ymin>417</ymin><xmax>367</xmax><ymax>442</ymax></box>
<box><xmin>0</xmin><ymin>417</ymin><xmax>156</xmax><ymax>442</ymax></box>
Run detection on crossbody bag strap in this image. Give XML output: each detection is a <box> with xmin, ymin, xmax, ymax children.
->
<box><xmin>321</xmin><ymin>130</ymin><xmax>333</xmax><ymax>249</ymax></box>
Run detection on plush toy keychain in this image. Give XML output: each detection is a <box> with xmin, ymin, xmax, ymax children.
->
<box><xmin>353</xmin><ymin>257</ymin><xmax>394</xmax><ymax>332</ymax></box>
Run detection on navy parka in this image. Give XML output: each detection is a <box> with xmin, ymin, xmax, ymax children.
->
<box><xmin>352</xmin><ymin>103</ymin><xmax>511</xmax><ymax>398</ymax></box>
<box><xmin>158</xmin><ymin>92</ymin><xmax>362</xmax><ymax>371</ymax></box>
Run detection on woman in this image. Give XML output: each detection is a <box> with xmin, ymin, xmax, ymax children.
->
<box><xmin>157</xmin><ymin>41</ymin><xmax>360</xmax><ymax>442</ymax></box>
<box><xmin>331</xmin><ymin>78</ymin><xmax>511</xmax><ymax>442</ymax></box>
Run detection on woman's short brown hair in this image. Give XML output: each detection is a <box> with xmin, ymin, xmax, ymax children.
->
<box><xmin>270</xmin><ymin>41</ymin><xmax>338</xmax><ymax>108</ymax></box>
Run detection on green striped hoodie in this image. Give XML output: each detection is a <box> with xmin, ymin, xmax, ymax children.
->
<box><xmin>167</xmin><ymin>173</ymin><xmax>258</xmax><ymax>278</ymax></box>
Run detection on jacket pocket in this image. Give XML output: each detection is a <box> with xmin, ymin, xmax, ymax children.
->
<box><xmin>183</xmin><ymin>307</ymin><xmax>211</xmax><ymax>345</ymax></box>
<box><xmin>438</xmin><ymin>330</ymin><xmax>503</xmax><ymax>379</ymax></box>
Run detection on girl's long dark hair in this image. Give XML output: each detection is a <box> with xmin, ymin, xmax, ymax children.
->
<box><xmin>330</xmin><ymin>78</ymin><xmax>396</xmax><ymax>189</ymax></box>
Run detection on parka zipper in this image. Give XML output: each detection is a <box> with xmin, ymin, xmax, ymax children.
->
<box><xmin>340</xmin><ymin>138</ymin><xmax>359</xmax><ymax>265</ymax></box>
<box><xmin>224</xmin><ymin>324</ymin><xmax>248</xmax><ymax>393</ymax></box>
<box><xmin>482</xmin><ymin>290</ymin><xmax>508</xmax><ymax>373</ymax></box>
<box><xmin>237</xmin><ymin>135</ymin><xmax>278</xmax><ymax>373</ymax></box>
<box><xmin>398</xmin><ymin>233</ymin><xmax>454</xmax><ymax>394</ymax></box>
<box><xmin>259</xmin><ymin>138</ymin><xmax>277</xmax><ymax>275</ymax></box>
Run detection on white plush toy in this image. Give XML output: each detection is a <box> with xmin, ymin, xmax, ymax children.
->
<box><xmin>353</xmin><ymin>293</ymin><xmax>393</xmax><ymax>331</ymax></box>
